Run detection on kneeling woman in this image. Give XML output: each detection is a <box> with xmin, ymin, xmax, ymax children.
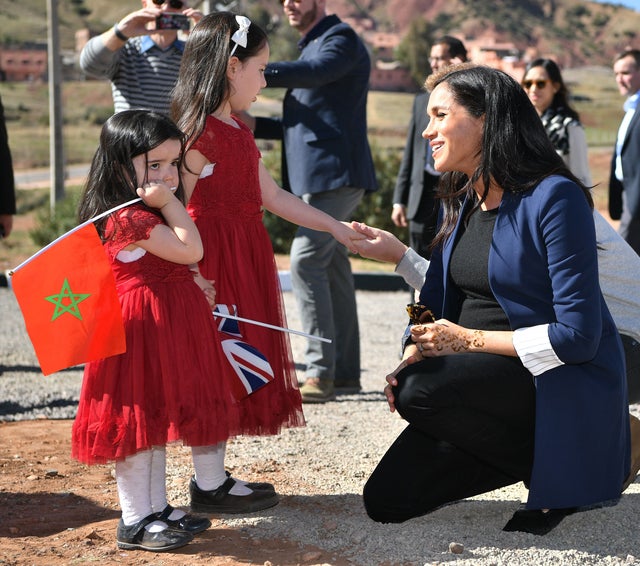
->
<box><xmin>363</xmin><ymin>65</ymin><xmax>630</xmax><ymax>534</ymax></box>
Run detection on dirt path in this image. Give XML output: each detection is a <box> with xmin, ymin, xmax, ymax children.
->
<box><xmin>0</xmin><ymin>419</ymin><xmax>332</xmax><ymax>566</ymax></box>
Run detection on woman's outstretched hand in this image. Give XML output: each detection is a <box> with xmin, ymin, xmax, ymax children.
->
<box><xmin>349</xmin><ymin>221</ymin><xmax>408</xmax><ymax>264</ymax></box>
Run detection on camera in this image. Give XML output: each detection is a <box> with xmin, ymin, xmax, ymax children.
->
<box><xmin>156</xmin><ymin>13</ymin><xmax>190</xmax><ymax>31</ymax></box>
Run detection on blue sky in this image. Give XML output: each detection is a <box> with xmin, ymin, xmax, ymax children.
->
<box><xmin>594</xmin><ymin>0</ymin><xmax>640</xmax><ymax>10</ymax></box>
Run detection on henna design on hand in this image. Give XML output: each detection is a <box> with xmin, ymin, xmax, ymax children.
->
<box><xmin>471</xmin><ymin>330</ymin><xmax>485</xmax><ymax>349</ymax></box>
<box><xmin>430</xmin><ymin>326</ymin><xmax>485</xmax><ymax>353</ymax></box>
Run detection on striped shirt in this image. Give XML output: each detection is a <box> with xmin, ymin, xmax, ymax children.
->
<box><xmin>80</xmin><ymin>35</ymin><xmax>184</xmax><ymax>116</ymax></box>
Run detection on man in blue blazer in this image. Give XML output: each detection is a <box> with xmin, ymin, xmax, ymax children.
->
<box><xmin>392</xmin><ymin>36</ymin><xmax>467</xmax><ymax>260</ymax></box>
<box><xmin>251</xmin><ymin>0</ymin><xmax>378</xmax><ymax>402</ymax></box>
<box><xmin>610</xmin><ymin>49</ymin><xmax>640</xmax><ymax>255</ymax></box>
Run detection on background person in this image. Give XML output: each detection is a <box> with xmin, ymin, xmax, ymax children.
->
<box><xmin>362</xmin><ymin>64</ymin><xmax>630</xmax><ymax>535</ymax></box>
<box><xmin>521</xmin><ymin>58</ymin><xmax>591</xmax><ymax>186</ymax></box>
<box><xmin>0</xmin><ymin>95</ymin><xmax>16</xmax><ymax>239</ymax></box>
<box><xmin>80</xmin><ymin>0</ymin><xmax>202</xmax><ymax>115</ymax></box>
<box><xmin>610</xmin><ymin>48</ymin><xmax>640</xmax><ymax>255</ymax></box>
<box><xmin>392</xmin><ymin>36</ymin><xmax>467</xmax><ymax>261</ymax></box>
<box><xmin>243</xmin><ymin>0</ymin><xmax>378</xmax><ymax>402</ymax></box>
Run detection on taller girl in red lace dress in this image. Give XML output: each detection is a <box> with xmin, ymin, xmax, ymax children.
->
<box><xmin>72</xmin><ymin>110</ymin><xmax>239</xmax><ymax>553</ymax></box>
<box><xmin>171</xmin><ymin>13</ymin><xmax>361</xmax><ymax>508</ymax></box>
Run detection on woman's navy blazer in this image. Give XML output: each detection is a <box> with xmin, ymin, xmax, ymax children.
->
<box><xmin>421</xmin><ymin>175</ymin><xmax>630</xmax><ymax>509</ymax></box>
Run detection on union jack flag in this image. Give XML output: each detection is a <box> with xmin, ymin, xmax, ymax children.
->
<box><xmin>214</xmin><ymin>304</ymin><xmax>242</xmax><ymax>337</ymax></box>
<box><xmin>221</xmin><ymin>338</ymin><xmax>275</xmax><ymax>400</ymax></box>
<box><xmin>213</xmin><ymin>304</ymin><xmax>274</xmax><ymax>400</ymax></box>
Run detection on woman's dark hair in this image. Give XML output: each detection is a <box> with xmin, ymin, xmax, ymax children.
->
<box><xmin>425</xmin><ymin>64</ymin><xmax>592</xmax><ymax>246</ymax></box>
<box><xmin>171</xmin><ymin>12</ymin><xmax>268</xmax><ymax>152</ymax></box>
<box><xmin>78</xmin><ymin>109</ymin><xmax>186</xmax><ymax>236</ymax></box>
<box><xmin>522</xmin><ymin>58</ymin><xmax>580</xmax><ymax>121</ymax></box>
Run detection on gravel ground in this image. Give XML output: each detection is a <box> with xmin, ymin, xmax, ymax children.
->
<box><xmin>1</xmin><ymin>284</ymin><xmax>639</xmax><ymax>565</ymax></box>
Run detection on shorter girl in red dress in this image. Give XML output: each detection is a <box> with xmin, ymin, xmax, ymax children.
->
<box><xmin>71</xmin><ymin>110</ymin><xmax>269</xmax><ymax>553</ymax></box>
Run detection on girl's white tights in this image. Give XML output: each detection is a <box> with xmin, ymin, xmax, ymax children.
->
<box><xmin>192</xmin><ymin>441</ymin><xmax>252</xmax><ymax>495</ymax></box>
<box><xmin>116</xmin><ymin>447</ymin><xmax>183</xmax><ymax>530</ymax></box>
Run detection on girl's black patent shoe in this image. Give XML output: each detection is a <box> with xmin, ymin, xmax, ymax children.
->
<box><xmin>156</xmin><ymin>504</ymin><xmax>212</xmax><ymax>534</ymax></box>
<box><xmin>116</xmin><ymin>514</ymin><xmax>193</xmax><ymax>552</ymax></box>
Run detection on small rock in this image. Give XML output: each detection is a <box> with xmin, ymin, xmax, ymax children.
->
<box><xmin>26</xmin><ymin>474</ymin><xmax>38</xmax><ymax>481</ymax></box>
<box><xmin>301</xmin><ymin>550</ymin><xmax>322</xmax><ymax>562</ymax></box>
<box><xmin>44</xmin><ymin>469</ymin><xmax>59</xmax><ymax>477</ymax></box>
<box><xmin>84</xmin><ymin>529</ymin><xmax>101</xmax><ymax>541</ymax></box>
<box><xmin>449</xmin><ymin>541</ymin><xmax>464</xmax><ymax>554</ymax></box>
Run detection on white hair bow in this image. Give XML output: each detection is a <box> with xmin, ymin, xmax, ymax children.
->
<box><xmin>230</xmin><ymin>15</ymin><xmax>251</xmax><ymax>57</ymax></box>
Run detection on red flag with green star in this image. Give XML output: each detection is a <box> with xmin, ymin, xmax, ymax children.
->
<box><xmin>10</xmin><ymin>223</ymin><xmax>125</xmax><ymax>375</ymax></box>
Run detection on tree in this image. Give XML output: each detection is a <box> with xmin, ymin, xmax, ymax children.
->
<box><xmin>243</xmin><ymin>4</ymin><xmax>299</xmax><ymax>62</ymax></box>
<box><xmin>395</xmin><ymin>18</ymin><xmax>434</xmax><ymax>88</ymax></box>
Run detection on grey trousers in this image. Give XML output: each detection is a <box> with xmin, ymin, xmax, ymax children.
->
<box><xmin>290</xmin><ymin>186</ymin><xmax>365</xmax><ymax>383</ymax></box>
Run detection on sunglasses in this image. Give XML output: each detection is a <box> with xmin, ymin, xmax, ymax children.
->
<box><xmin>152</xmin><ymin>0</ymin><xmax>184</xmax><ymax>8</ymax></box>
<box><xmin>523</xmin><ymin>79</ymin><xmax>548</xmax><ymax>90</ymax></box>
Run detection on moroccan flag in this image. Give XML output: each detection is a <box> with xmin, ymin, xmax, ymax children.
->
<box><xmin>11</xmin><ymin>223</ymin><xmax>125</xmax><ymax>375</ymax></box>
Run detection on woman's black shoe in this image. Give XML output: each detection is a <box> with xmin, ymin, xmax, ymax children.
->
<box><xmin>156</xmin><ymin>504</ymin><xmax>212</xmax><ymax>534</ymax></box>
<box><xmin>502</xmin><ymin>506</ymin><xmax>577</xmax><ymax>536</ymax></box>
<box><xmin>116</xmin><ymin>514</ymin><xmax>193</xmax><ymax>552</ymax></box>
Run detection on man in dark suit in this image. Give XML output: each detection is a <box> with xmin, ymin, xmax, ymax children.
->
<box><xmin>392</xmin><ymin>37</ymin><xmax>467</xmax><ymax>260</ymax></box>
<box><xmin>0</xmin><ymin>95</ymin><xmax>16</xmax><ymax>239</ymax></box>
<box><xmin>250</xmin><ymin>0</ymin><xmax>378</xmax><ymax>402</ymax></box>
<box><xmin>610</xmin><ymin>48</ymin><xmax>640</xmax><ymax>255</ymax></box>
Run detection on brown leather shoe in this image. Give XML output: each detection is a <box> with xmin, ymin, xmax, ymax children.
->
<box><xmin>299</xmin><ymin>378</ymin><xmax>336</xmax><ymax>403</ymax></box>
<box><xmin>622</xmin><ymin>414</ymin><xmax>640</xmax><ymax>493</ymax></box>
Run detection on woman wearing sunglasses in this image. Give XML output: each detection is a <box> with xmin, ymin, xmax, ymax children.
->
<box><xmin>79</xmin><ymin>0</ymin><xmax>202</xmax><ymax>116</ymax></box>
<box><xmin>521</xmin><ymin>58</ymin><xmax>591</xmax><ymax>186</ymax></box>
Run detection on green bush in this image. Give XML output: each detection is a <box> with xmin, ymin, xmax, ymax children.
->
<box><xmin>84</xmin><ymin>105</ymin><xmax>115</xmax><ymax>126</ymax></box>
<box><xmin>30</xmin><ymin>192</ymin><xmax>81</xmax><ymax>247</ymax></box>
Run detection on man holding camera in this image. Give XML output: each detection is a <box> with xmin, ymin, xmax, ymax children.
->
<box><xmin>80</xmin><ymin>0</ymin><xmax>202</xmax><ymax>116</ymax></box>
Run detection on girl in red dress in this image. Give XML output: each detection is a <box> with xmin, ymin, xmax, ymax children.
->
<box><xmin>170</xmin><ymin>13</ymin><xmax>360</xmax><ymax>508</ymax></box>
<box><xmin>72</xmin><ymin>110</ymin><xmax>270</xmax><ymax>552</ymax></box>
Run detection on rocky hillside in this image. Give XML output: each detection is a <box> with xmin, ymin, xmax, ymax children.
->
<box><xmin>324</xmin><ymin>0</ymin><xmax>640</xmax><ymax>66</ymax></box>
<box><xmin>1</xmin><ymin>0</ymin><xmax>640</xmax><ymax>66</ymax></box>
